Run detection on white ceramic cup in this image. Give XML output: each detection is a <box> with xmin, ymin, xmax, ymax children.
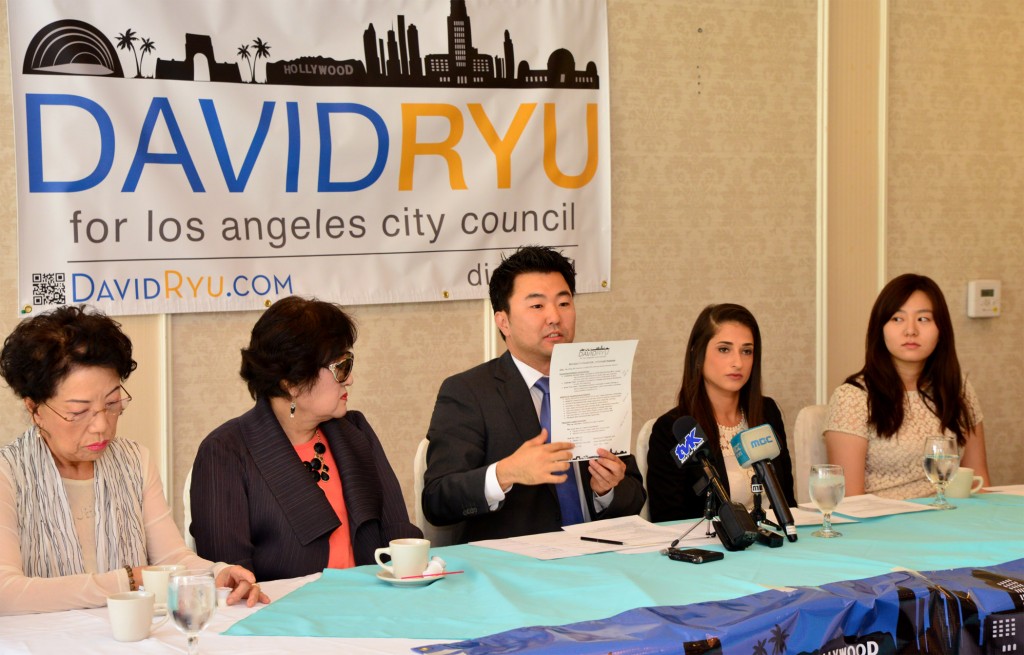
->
<box><xmin>945</xmin><ymin>466</ymin><xmax>984</xmax><ymax>498</ymax></box>
<box><xmin>107</xmin><ymin>591</ymin><xmax>169</xmax><ymax>642</ymax></box>
<box><xmin>374</xmin><ymin>538</ymin><xmax>430</xmax><ymax>579</ymax></box>
<box><xmin>216</xmin><ymin>586</ymin><xmax>232</xmax><ymax>608</ymax></box>
<box><xmin>141</xmin><ymin>564</ymin><xmax>185</xmax><ymax>609</ymax></box>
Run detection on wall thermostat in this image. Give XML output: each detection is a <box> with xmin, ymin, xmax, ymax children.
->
<box><xmin>966</xmin><ymin>279</ymin><xmax>1000</xmax><ymax>318</ymax></box>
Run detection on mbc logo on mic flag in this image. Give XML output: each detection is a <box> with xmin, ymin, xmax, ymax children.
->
<box><xmin>674</xmin><ymin>427</ymin><xmax>705</xmax><ymax>464</ymax></box>
<box><xmin>729</xmin><ymin>424</ymin><xmax>778</xmax><ymax>468</ymax></box>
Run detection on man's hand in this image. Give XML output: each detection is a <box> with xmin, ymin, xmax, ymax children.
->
<box><xmin>495</xmin><ymin>431</ymin><xmax>575</xmax><ymax>488</ymax></box>
<box><xmin>588</xmin><ymin>448</ymin><xmax>627</xmax><ymax>496</ymax></box>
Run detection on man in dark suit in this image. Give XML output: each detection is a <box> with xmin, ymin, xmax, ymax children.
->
<box><xmin>423</xmin><ymin>246</ymin><xmax>646</xmax><ymax>543</ymax></box>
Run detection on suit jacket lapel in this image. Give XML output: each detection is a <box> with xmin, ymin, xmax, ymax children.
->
<box><xmin>241</xmin><ymin>398</ymin><xmax>340</xmax><ymax>546</ymax></box>
<box><xmin>320</xmin><ymin>415</ymin><xmax>383</xmax><ymax>533</ymax></box>
<box><xmin>494</xmin><ymin>351</ymin><xmax>558</xmax><ymax>502</ymax></box>
<box><xmin>495</xmin><ymin>351</ymin><xmax>542</xmax><ymax>447</ymax></box>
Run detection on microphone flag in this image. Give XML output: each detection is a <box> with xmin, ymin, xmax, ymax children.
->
<box><xmin>673</xmin><ymin>426</ymin><xmax>706</xmax><ymax>467</ymax></box>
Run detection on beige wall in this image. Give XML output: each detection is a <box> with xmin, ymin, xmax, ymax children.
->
<box><xmin>0</xmin><ymin>1</ymin><xmax>1020</xmax><ymax>532</ymax></box>
<box><xmin>885</xmin><ymin>0</ymin><xmax>1024</xmax><ymax>483</ymax></box>
<box><xmin>826</xmin><ymin>0</ymin><xmax>885</xmax><ymax>393</ymax></box>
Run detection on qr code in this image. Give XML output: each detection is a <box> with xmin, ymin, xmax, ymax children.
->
<box><xmin>32</xmin><ymin>272</ymin><xmax>66</xmax><ymax>306</ymax></box>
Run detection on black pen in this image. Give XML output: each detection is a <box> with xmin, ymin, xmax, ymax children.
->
<box><xmin>580</xmin><ymin>536</ymin><xmax>625</xmax><ymax>545</ymax></box>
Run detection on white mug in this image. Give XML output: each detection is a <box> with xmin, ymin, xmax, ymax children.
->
<box><xmin>141</xmin><ymin>564</ymin><xmax>185</xmax><ymax>609</ymax></box>
<box><xmin>946</xmin><ymin>466</ymin><xmax>984</xmax><ymax>498</ymax></box>
<box><xmin>374</xmin><ymin>538</ymin><xmax>430</xmax><ymax>579</ymax></box>
<box><xmin>107</xmin><ymin>591</ymin><xmax>169</xmax><ymax>642</ymax></box>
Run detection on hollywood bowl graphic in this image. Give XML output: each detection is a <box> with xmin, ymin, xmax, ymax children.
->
<box><xmin>21</xmin><ymin>0</ymin><xmax>600</xmax><ymax>89</ymax></box>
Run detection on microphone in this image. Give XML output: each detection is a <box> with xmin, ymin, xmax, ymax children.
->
<box><xmin>730</xmin><ymin>424</ymin><xmax>797</xmax><ymax>542</ymax></box>
<box><xmin>749</xmin><ymin>472</ymin><xmax>784</xmax><ymax>547</ymax></box>
<box><xmin>670</xmin><ymin>418</ymin><xmax>707</xmax><ymax>467</ymax></box>
<box><xmin>671</xmin><ymin>417</ymin><xmax>757</xmax><ymax>551</ymax></box>
<box><xmin>749</xmin><ymin>473</ymin><xmax>767</xmax><ymax>525</ymax></box>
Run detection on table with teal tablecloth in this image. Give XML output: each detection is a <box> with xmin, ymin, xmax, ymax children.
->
<box><xmin>226</xmin><ymin>493</ymin><xmax>1024</xmax><ymax>647</ymax></box>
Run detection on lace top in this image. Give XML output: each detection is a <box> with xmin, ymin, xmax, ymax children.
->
<box><xmin>719</xmin><ymin>416</ymin><xmax>754</xmax><ymax>508</ymax></box>
<box><xmin>825</xmin><ymin>377</ymin><xmax>983</xmax><ymax>500</ymax></box>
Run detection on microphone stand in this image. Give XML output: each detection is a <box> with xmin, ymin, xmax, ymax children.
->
<box><xmin>750</xmin><ymin>473</ymin><xmax>767</xmax><ymax>525</ymax></box>
<box><xmin>667</xmin><ymin>490</ymin><xmax>717</xmax><ymax>550</ymax></box>
<box><xmin>702</xmin><ymin>488</ymin><xmax>717</xmax><ymax>539</ymax></box>
<box><xmin>749</xmin><ymin>473</ymin><xmax>781</xmax><ymax>531</ymax></box>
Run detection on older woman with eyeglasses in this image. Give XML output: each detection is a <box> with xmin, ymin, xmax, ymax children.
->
<box><xmin>0</xmin><ymin>306</ymin><xmax>267</xmax><ymax>616</ymax></box>
<box><xmin>189</xmin><ymin>296</ymin><xmax>420</xmax><ymax>581</ymax></box>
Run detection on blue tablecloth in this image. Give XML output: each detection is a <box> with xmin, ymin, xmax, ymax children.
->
<box><xmin>226</xmin><ymin>494</ymin><xmax>1024</xmax><ymax>643</ymax></box>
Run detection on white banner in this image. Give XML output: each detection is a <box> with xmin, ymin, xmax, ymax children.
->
<box><xmin>8</xmin><ymin>0</ymin><xmax>611</xmax><ymax>316</ymax></box>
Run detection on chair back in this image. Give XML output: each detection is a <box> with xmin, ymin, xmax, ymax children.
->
<box><xmin>634</xmin><ymin>417</ymin><xmax>656</xmax><ymax>521</ymax></box>
<box><xmin>792</xmin><ymin>404</ymin><xmax>829</xmax><ymax>504</ymax></box>
<box><xmin>183</xmin><ymin>466</ymin><xmax>195</xmax><ymax>550</ymax></box>
<box><xmin>414</xmin><ymin>438</ymin><xmax>456</xmax><ymax>547</ymax></box>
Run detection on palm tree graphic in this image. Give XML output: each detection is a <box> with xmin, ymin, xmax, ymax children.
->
<box><xmin>237</xmin><ymin>44</ymin><xmax>253</xmax><ymax>82</ymax></box>
<box><xmin>138</xmin><ymin>38</ymin><xmax>156</xmax><ymax>77</ymax></box>
<box><xmin>751</xmin><ymin>639</ymin><xmax>769</xmax><ymax>655</ymax></box>
<box><xmin>116</xmin><ymin>28</ymin><xmax>141</xmax><ymax>78</ymax></box>
<box><xmin>250</xmin><ymin>37</ymin><xmax>271</xmax><ymax>83</ymax></box>
<box><xmin>768</xmin><ymin>625</ymin><xmax>790</xmax><ymax>655</ymax></box>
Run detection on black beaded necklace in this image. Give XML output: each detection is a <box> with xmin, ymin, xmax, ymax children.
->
<box><xmin>303</xmin><ymin>431</ymin><xmax>330</xmax><ymax>483</ymax></box>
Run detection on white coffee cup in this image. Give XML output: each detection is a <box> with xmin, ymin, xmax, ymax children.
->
<box><xmin>107</xmin><ymin>591</ymin><xmax>169</xmax><ymax>642</ymax></box>
<box><xmin>217</xmin><ymin>586</ymin><xmax>232</xmax><ymax>608</ymax></box>
<box><xmin>141</xmin><ymin>564</ymin><xmax>185</xmax><ymax>609</ymax></box>
<box><xmin>374</xmin><ymin>538</ymin><xmax>430</xmax><ymax>579</ymax></box>
<box><xmin>946</xmin><ymin>466</ymin><xmax>984</xmax><ymax>498</ymax></box>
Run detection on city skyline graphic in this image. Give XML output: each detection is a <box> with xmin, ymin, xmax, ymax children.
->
<box><xmin>21</xmin><ymin>0</ymin><xmax>600</xmax><ymax>89</ymax></box>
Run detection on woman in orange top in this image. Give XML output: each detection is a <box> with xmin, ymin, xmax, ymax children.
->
<box><xmin>190</xmin><ymin>296</ymin><xmax>420</xmax><ymax>580</ymax></box>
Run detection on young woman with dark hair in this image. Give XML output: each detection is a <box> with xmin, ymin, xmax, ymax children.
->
<box><xmin>825</xmin><ymin>274</ymin><xmax>990</xmax><ymax>499</ymax></box>
<box><xmin>646</xmin><ymin>304</ymin><xmax>796</xmax><ymax>521</ymax></box>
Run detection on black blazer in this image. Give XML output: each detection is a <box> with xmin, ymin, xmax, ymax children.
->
<box><xmin>646</xmin><ymin>397</ymin><xmax>797</xmax><ymax>522</ymax></box>
<box><xmin>190</xmin><ymin>398</ymin><xmax>420</xmax><ymax>580</ymax></box>
<box><xmin>422</xmin><ymin>351</ymin><xmax>646</xmax><ymax>543</ymax></box>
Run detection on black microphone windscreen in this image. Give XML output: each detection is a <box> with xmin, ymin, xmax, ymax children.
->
<box><xmin>672</xmin><ymin>416</ymin><xmax>704</xmax><ymax>443</ymax></box>
<box><xmin>669</xmin><ymin>416</ymin><xmax>708</xmax><ymax>468</ymax></box>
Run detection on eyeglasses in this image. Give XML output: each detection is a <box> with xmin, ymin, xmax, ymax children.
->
<box><xmin>326</xmin><ymin>353</ymin><xmax>355</xmax><ymax>383</ymax></box>
<box><xmin>43</xmin><ymin>386</ymin><xmax>133</xmax><ymax>424</ymax></box>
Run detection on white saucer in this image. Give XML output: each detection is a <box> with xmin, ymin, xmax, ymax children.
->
<box><xmin>376</xmin><ymin>570</ymin><xmax>443</xmax><ymax>587</ymax></box>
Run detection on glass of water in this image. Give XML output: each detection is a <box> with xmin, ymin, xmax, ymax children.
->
<box><xmin>168</xmin><ymin>570</ymin><xmax>216</xmax><ymax>655</ymax></box>
<box><xmin>809</xmin><ymin>464</ymin><xmax>845</xmax><ymax>538</ymax></box>
<box><xmin>923</xmin><ymin>435</ymin><xmax>959</xmax><ymax>510</ymax></box>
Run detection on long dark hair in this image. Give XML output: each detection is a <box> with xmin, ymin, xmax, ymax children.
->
<box><xmin>846</xmin><ymin>273</ymin><xmax>973</xmax><ymax>444</ymax></box>
<box><xmin>675</xmin><ymin>304</ymin><xmax>765</xmax><ymax>440</ymax></box>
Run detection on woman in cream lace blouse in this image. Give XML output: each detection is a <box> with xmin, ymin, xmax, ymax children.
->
<box><xmin>825</xmin><ymin>274</ymin><xmax>990</xmax><ymax>499</ymax></box>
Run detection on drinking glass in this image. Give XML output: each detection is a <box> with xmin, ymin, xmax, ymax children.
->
<box><xmin>168</xmin><ymin>570</ymin><xmax>216</xmax><ymax>655</ymax></box>
<box><xmin>808</xmin><ymin>464</ymin><xmax>845</xmax><ymax>538</ymax></box>
<box><xmin>922</xmin><ymin>435</ymin><xmax>959</xmax><ymax>510</ymax></box>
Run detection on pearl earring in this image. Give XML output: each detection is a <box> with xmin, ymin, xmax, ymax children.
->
<box><xmin>289</xmin><ymin>402</ymin><xmax>296</xmax><ymax>418</ymax></box>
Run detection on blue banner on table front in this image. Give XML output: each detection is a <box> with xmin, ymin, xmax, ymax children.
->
<box><xmin>416</xmin><ymin>557</ymin><xmax>1024</xmax><ymax>655</ymax></box>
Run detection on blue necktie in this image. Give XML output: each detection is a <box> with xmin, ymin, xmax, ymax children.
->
<box><xmin>535</xmin><ymin>376</ymin><xmax>584</xmax><ymax>526</ymax></box>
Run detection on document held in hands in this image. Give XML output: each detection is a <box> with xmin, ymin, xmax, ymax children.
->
<box><xmin>550</xmin><ymin>340</ymin><xmax>638</xmax><ymax>460</ymax></box>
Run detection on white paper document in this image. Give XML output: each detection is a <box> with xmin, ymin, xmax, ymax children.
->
<box><xmin>470</xmin><ymin>531</ymin><xmax>621</xmax><ymax>560</ymax></box>
<box><xmin>790</xmin><ymin>506</ymin><xmax>857</xmax><ymax>526</ymax></box>
<box><xmin>550</xmin><ymin>340</ymin><xmax>638</xmax><ymax>460</ymax></box>
<box><xmin>563</xmin><ymin>514</ymin><xmax>685</xmax><ymax>546</ymax></box>
<box><xmin>983</xmin><ymin>485</ymin><xmax>1024</xmax><ymax>496</ymax></box>
<box><xmin>799</xmin><ymin>493</ymin><xmax>935</xmax><ymax>518</ymax></box>
<box><xmin>470</xmin><ymin>516</ymin><xmax>685</xmax><ymax>560</ymax></box>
